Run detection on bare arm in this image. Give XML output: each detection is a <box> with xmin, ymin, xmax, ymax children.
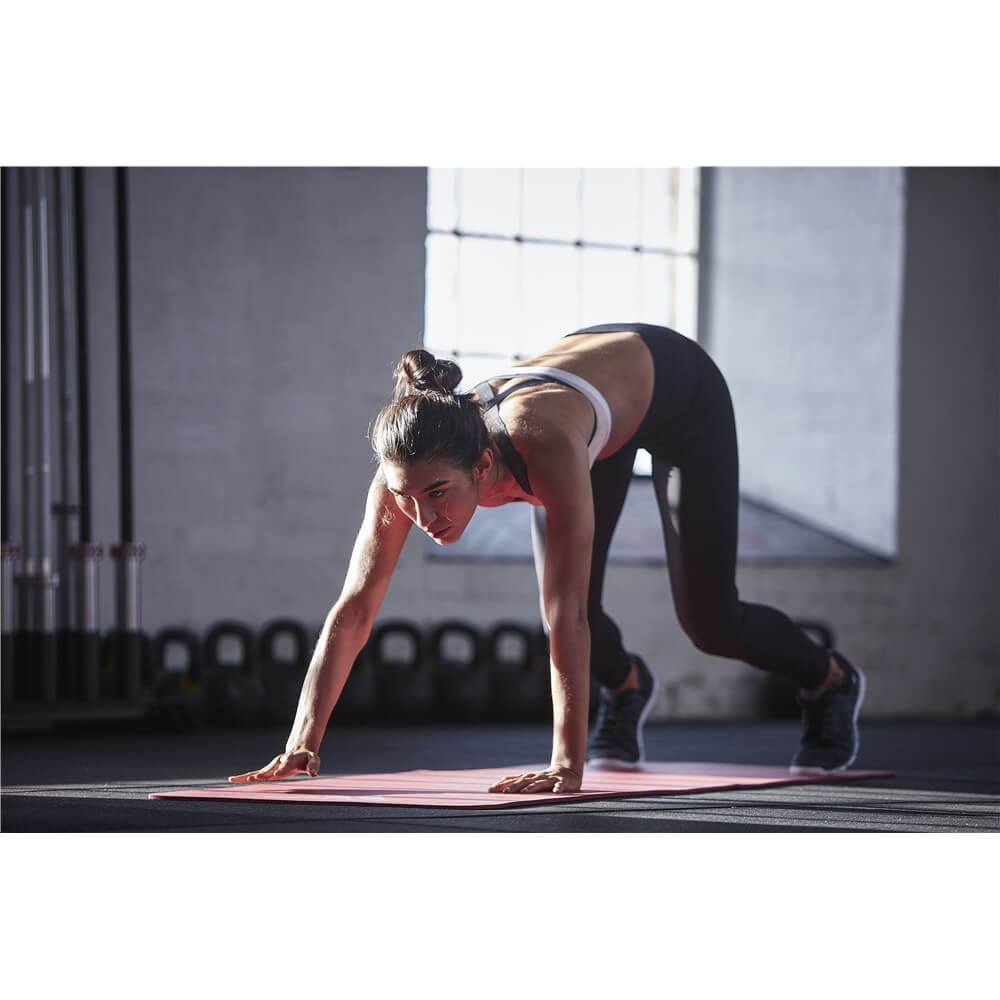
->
<box><xmin>490</xmin><ymin>435</ymin><xmax>594</xmax><ymax>793</ymax></box>
<box><xmin>285</xmin><ymin>468</ymin><xmax>411</xmax><ymax>751</ymax></box>
<box><xmin>229</xmin><ymin>468</ymin><xmax>411</xmax><ymax>782</ymax></box>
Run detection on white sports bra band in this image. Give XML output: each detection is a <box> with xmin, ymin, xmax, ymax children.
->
<box><xmin>488</xmin><ymin>366</ymin><xmax>613</xmax><ymax>467</ymax></box>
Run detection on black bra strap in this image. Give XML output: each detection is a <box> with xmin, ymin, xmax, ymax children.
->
<box><xmin>472</xmin><ymin>380</ymin><xmax>539</xmax><ymax>496</ymax></box>
<box><xmin>491</xmin><ymin>376</ymin><xmax>551</xmax><ymax>403</ymax></box>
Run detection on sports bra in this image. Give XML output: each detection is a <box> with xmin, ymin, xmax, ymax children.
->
<box><xmin>471</xmin><ymin>366</ymin><xmax>614</xmax><ymax>496</ymax></box>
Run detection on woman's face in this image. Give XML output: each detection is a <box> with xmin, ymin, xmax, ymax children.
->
<box><xmin>382</xmin><ymin>450</ymin><xmax>494</xmax><ymax>544</ymax></box>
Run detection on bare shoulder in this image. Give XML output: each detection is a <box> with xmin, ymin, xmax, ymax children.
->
<box><xmin>365</xmin><ymin>466</ymin><xmax>409</xmax><ymax>532</ymax></box>
<box><xmin>516</xmin><ymin>422</ymin><xmax>592</xmax><ymax>508</ymax></box>
<box><xmin>503</xmin><ymin>387</ymin><xmax>593</xmax><ymax>455</ymax></box>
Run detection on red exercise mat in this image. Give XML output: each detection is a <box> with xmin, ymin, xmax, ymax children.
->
<box><xmin>149</xmin><ymin>761</ymin><xmax>893</xmax><ymax>809</ymax></box>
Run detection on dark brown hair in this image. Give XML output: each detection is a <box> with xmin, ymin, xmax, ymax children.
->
<box><xmin>371</xmin><ymin>350</ymin><xmax>490</xmax><ymax>470</ymax></box>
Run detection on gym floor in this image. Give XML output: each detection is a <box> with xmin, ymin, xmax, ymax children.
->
<box><xmin>2</xmin><ymin>719</ymin><xmax>997</xmax><ymax>832</ymax></box>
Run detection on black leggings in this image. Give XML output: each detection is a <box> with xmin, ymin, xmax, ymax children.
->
<box><xmin>531</xmin><ymin>323</ymin><xmax>830</xmax><ymax>691</ymax></box>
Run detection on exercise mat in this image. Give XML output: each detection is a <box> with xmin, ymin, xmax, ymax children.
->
<box><xmin>150</xmin><ymin>761</ymin><xmax>893</xmax><ymax>809</ymax></box>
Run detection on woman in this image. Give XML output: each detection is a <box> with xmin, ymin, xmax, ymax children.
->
<box><xmin>230</xmin><ymin>323</ymin><xmax>866</xmax><ymax>793</ymax></box>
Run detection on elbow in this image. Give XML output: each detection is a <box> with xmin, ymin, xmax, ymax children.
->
<box><xmin>327</xmin><ymin>598</ymin><xmax>375</xmax><ymax>640</ymax></box>
<box><xmin>545</xmin><ymin>602</ymin><xmax>589</xmax><ymax>634</ymax></box>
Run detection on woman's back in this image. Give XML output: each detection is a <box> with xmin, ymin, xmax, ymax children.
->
<box><xmin>490</xmin><ymin>329</ymin><xmax>656</xmax><ymax>461</ymax></box>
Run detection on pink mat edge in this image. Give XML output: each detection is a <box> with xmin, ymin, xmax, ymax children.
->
<box><xmin>148</xmin><ymin>763</ymin><xmax>896</xmax><ymax>809</ymax></box>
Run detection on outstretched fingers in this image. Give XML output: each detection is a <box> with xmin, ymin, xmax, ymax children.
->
<box><xmin>488</xmin><ymin>765</ymin><xmax>582</xmax><ymax>794</ymax></box>
<box><xmin>488</xmin><ymin>771</ymin><xmax>561</xmax><ymax>794</ymax></box>
<box><xmin>525</xmin><ymin>776</ymin><xmax>563</xmax><ymax>793</ymax></box>
<box><xmin>488</xmin><ymin>771</ymin><xmax>534</xmax><ymax>793</ymax></box>
<box><xmin>228</xmin><ymin>751</ymin><xmax>319</xmax><ymax>784</ymax></box>
<box><xmin>228</xmin><ymin>770</ymin><xmax>261</xmax><ymax>784</ymax></box>
<box><xmin>228</xmin><ymin>755</ymin><xmax>281</xmax><ymax>784</ymax></box>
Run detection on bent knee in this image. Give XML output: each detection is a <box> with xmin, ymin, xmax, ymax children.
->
<box><xmin>682</xmin><ymin>613</ymin><xmax>742</xmax><ymax>658</ymax></box>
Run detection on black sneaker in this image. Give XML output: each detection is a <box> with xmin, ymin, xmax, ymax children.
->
<box><xmin>587</xmin><ymin>654</ymin><xmax>659</xmax><ymax>770</ymax></box>
<box><xmin>790</xmin><ymin>652</ymin><xmax>866</xmax><ymax>774</ymax></box>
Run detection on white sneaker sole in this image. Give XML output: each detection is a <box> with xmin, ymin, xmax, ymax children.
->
<box><xmin>587</xmin><ymin>668</ymin><xmax>660</xmax><ymax>771</ymax></box>
<box><xmin>789</xmin><ymin>662</ymin><xmax>867</xmax><ymax>775</ymax></box>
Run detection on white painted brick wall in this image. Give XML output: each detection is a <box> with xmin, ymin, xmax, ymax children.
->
<box><xmin>75</xmin><ymin>167</ymin><xmax>429</xmax><ymax>632</ymax></box>
<box><xmin>6</xmin><ymin>167</ymin><xmax>996</xmax><ymax>720</ymax></box>
<box><xmin>705</xmin><ymin>167</ymin><xmax>905</xmax><ymax>556</ymax></box>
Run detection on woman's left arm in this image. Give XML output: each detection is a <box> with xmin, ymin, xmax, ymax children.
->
<box><xmin>489</xmin><ymin>436</ymin><xmax>594</xmax><ymax>794</ymax></box>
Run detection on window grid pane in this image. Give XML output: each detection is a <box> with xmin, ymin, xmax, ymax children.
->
<box><xmin>427</xmin><ymin>168</ymin><xmax>458</xmax><ymax>231</ymax></box>
<box><xmin>640</xmin><ymin>168</ymin><xmax>674</xmax><ymax>249</ymax></box>
<box><xmin>457</xmin><ymin>169</ymin><xmax>521</xmax><ymax>238</ymax></box>
<box><xmin>676</xmin><ymin>168</ymin><xmax>700</xmax><ymax>253</ymax></box>
<box><xmin>455</xmin><ymin>237</ymin><xmax>521</xmax><ymax>358</ymax></box>
<box><xmin>674</xmin><ymin>253</ymin><xmax>699</xmax><ymax>339</ymax></box>
<box><xmin>639</xmin><ymin>251</ymin><xmax>673</xmax><ymax>328</ymax></box>
<box><xmin>581</xmin><ymin>168</ymin><xmax>642</xmax><ymax>247</ymax></box>
<box><xmin>520</xmin><ymin>242</ymin><xmax>581</xmax><ymax>354</ymax></box>
<box><xmin>425</xmin><ymin>167</ymin><xmax>700</xmax><ymax>363</ymax></box>
<box><xmin>424</xmin><ymin>232</ymin><xmax>459</xmax><ymax>352</ymax></box>
<box><xmin>521</xmin><ymin>168</ymin><xmax>581</xmax><ymax>242</ymax></box>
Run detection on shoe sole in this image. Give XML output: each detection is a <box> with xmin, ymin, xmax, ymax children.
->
<box><xmin>789</xmin><ymin>663</ymin><xmax>867</xmax><ymax>775</ymax></box>
<box><xmin>587</xmin><ymin>669</ymin><xmax>660</xmax><ymax>771</ymax></box>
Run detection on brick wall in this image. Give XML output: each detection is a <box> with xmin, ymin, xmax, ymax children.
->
<box><xmin>5</xmin><ymin>167</ymin><xmax>996</xmax><ymax>718</ymax></box>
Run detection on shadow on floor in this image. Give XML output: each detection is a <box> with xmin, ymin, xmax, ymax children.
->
<box><xmin>2</xmin><ymin>719</ymin><xmax>997</xmax><ymax>833</ymax></box>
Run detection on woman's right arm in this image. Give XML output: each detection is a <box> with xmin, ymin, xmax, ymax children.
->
<box><xmin>228</xmin><ymin>468</ymin><xmax>411</xmax><ymax>783</ymax></box>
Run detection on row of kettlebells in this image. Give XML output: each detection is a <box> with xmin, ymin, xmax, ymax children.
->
<box><xmin>147</xmin><ymin>617</ymin><xmax>567</xmax><ymax>729</ymax></box>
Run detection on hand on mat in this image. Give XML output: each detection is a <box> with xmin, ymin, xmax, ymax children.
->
<box><xmin>488</xmin><ymin>765</ymin><xmax>582</xmax><ymax>794</ymax></box>
<box><xmin>228</xmin><ymin>749</ymin><xmax>320</xmax><ymax>784</ymax></box>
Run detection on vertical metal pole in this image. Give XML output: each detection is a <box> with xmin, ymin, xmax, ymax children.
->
<box><xmin>73</xmin><ymin>167</ymin><xmax>92</xmax><ymax>544</ymax></box>
<box><xmin>71</xmin><ymin>168</ymin><xmax>100</xmax><ymax>702</ymax></box>
<box><xmin>20</xmin><ymin>169</ymin><xmax>37</xmax><ymax>603</ymax></box>
<box><xmin>1</xmin><ymin>548</ymin><xmax>17</xmax><ymax>634</ymax></box>
<box><xmin>53</xmin><ymin>167</ymin><xmax>78</xmax><ymax>633</ymax></box>
<box><xmin>36</xmin><ymin>170</ymin><xmax>55</xmax><ymax>590</ymax></box>
<box><xmin>0</xmin><ymin>168</ymin><xmax>15</xmax><ymax>703</ymax></box>
<box><xmin>112</xmin><ymin>544</ymin><xmax>144</xmax><ymax>629</ymax></box>
<box><xmin>75</xmin><ymin>545</ymin><xmax>104</xmax><ymax>634</ymax></box>
<box><xmin>1</xmin><ymin>167</ymin><xmax>12</xmax><ymax>544</ymax></box>
<box><xmin>1</xmin><ymin>548</ymin><xmax>18</xmax><ymax>630</ymax></box>
<box><xmin>113</xmin><ymin>167</ymin><xmax>143</xmax><ymax>701</ymax></box>
<box><xmin>115</xmin><ymin>166</ymin><xmax>134</xmax><ymax>544</ymax></box>
<box><xmin>52</xmin><ymin>166</ymin><xmax>82</xmax><ymax>698</ymax></box>
<box><xmin>70</xmin><ymin>542</ymin><xmax>102</xmax><ymax>702</ymax></box>
<box><xmin>35</xmin><ymin>168</ymin><xmax>58</xmax><ymax>701</ymax></box>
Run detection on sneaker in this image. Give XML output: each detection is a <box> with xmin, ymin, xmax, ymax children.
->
<box><xmin>587</xmin><ymin>654</ymin><xmax>659</xmax><ymax>770</ymax></box>
<box><xmin>790</xmin><ymin>652</ymin><xmax>866</xmax><ymax>774</ymax></box>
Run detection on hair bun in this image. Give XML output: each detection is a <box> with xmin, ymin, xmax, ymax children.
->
<box><xmin>393</xmin><ymin>349</ymin><xmax>463</xmax><ymax>399</ymax></box>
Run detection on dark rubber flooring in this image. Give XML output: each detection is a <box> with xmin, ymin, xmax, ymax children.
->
<box><xmin>2</xmin><ymin>720</ymin><xmax>997</xmax><ymax>832</ymax></box>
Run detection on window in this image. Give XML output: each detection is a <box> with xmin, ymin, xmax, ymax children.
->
<box><xmin>421</xmin><ymin>167</ymin><xmax>700</xmax><ymax>561</ymax></box>
<box><xmin>424</xmin><ymin>168</ymin><xmax>701</xmax><ymax>479</ymax></box>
